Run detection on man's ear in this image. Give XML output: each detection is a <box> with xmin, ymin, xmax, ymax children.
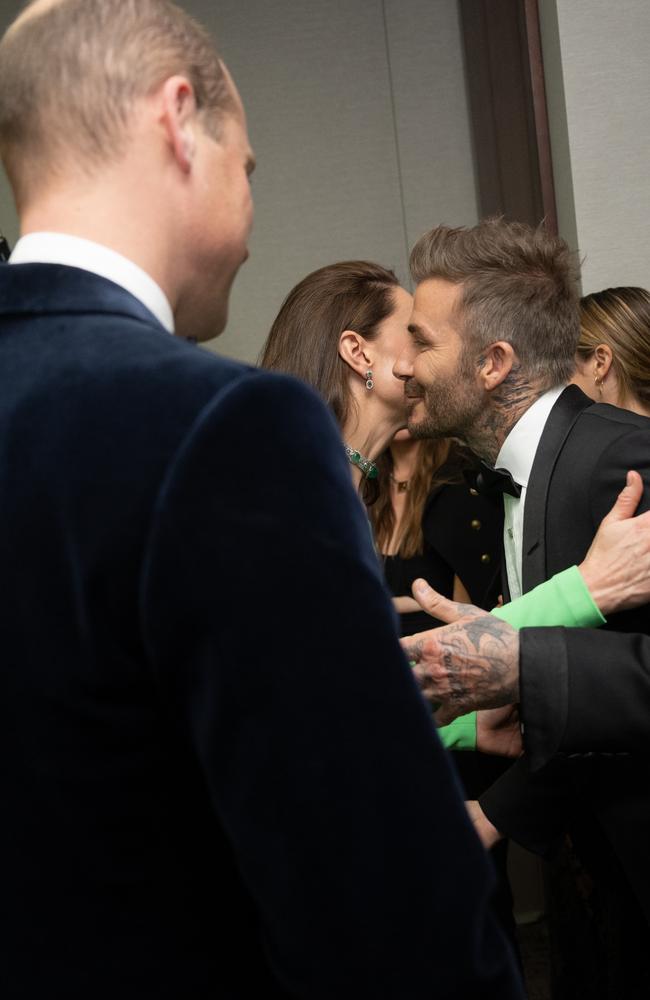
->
<box><xmin>338</xmin><ymin>329</ymin><xmax>371</xmax><ymax>377</ymax></box>
<box><xmin>159</xmin><ymin>75</ymin><xmax>198</xmax><ymax>173</ymax></box>
<box><xmin>479</xmin><ymin>341</ymin><xmax>516</xmax><ymax>392</ymax></box>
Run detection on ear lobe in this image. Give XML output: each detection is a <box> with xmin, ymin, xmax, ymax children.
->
<box><xmin>338</xmin><ymin>329</ymin><xmax>372</xmax><ymax>376</ymax></box>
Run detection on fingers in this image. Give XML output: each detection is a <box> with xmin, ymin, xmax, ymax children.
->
<box><xmin>411</xmin><ymin>577</ymin><xmax>475</xmax><ymax>624</ymax></box>
<box><xmin>602</xmin><ymin>469</ymin><xmax>643</xmax><ymax>523</ymax></box>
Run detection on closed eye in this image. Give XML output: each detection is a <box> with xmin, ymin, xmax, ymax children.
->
<box><xmin>407</xmin><ymin>323</ymin><xmax>429</xmax><ymax>349</ymax></box>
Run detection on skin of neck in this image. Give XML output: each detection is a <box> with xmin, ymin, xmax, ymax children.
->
<box><xmin>610</xmin><ymin>381</ymin><xmax>650</xmax><ymax>418</ymax></box>
<box><xmin>17</xmin><ymin>97</ymin><xmax>195</xmax><ymax>328</ymax></box>
<box><xmin>462</xmin><ymin>364</ymin><xmax>546</xmax><ymax>465</ymax></box>
<box><xmin>624</xmin><ymin>395</ymin><xmax>650</xmax><ymax>418</ymax></box>
<box><xmin>342</xmin><ymin>381</ymin><xmax>407</xmax><ymax>492</ymax></box>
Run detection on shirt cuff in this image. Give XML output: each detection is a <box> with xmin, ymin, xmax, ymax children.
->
<box><xmin>437</xmin><ymin>711</ymin><xmax>477</xmax><ymax>751</ymax></box>
<box><xmin>491</xmin><ymin>564</ymin><xmax>605</xmax><ymax>630</ymax></box>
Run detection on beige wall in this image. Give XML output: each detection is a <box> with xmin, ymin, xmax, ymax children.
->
<box><xmin>196</xmin><ymin>0</ymin><xmax>478</xmax><ymax>362</ymax></box>
<box><xmin>4</xmin><ymin>2</ymin><xmax>650</xmax><ymax>333</ymax></box>
<box><xmin>0</xmin><ymin>0</ymin><xmax>478</xmax><ymax>362</ymax></box>
<box><xmin>539</xmin><ymin>0</ymin><xmax>650</xmax><ymax>294</ymax></box>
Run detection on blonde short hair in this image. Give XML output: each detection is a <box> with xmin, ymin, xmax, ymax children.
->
<box><xmin>0</xmin><ymin>0</ymin><xmax>233</xmax><ymax>202</ymax></box>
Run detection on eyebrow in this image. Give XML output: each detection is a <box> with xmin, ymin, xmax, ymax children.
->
<box><xmin>408</xmin><ymin>321</ymin><xmax>428</xmax><ymax>338</ymax></box>
<box><xmin>246</xmin><ymin>155</ymin><xmax>257</xmax><ymax>176</ymax></box>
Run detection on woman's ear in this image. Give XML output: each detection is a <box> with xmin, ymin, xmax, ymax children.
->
<box><xmin>478</xmin><ymin>341</ymin><xmax>516</xmax><ymax>392</ymax></box>
<box><xmin>593</xmin><ymin>343</ymin><xmax>614</xmax><ymax>381</ymax></box>
<box><xmin>338</xmin><ymin>329</ymin><xmax>372</xmax><ymax>377</ymax></box>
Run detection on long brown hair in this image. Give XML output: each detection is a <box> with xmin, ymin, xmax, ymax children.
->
<box><xmin>371</xmin><ymin>439</ymin><xmax>462</xmax><ymax>558</ymax></box>
<box><xmin>577</xmin><ymin>287</ymin><xmax>650</xmax><ymax>408</ymax></box>
<box><xmin>259</xmin><ymin>260</ymin><xmax>399</xmax><ymax>429</ymax></box>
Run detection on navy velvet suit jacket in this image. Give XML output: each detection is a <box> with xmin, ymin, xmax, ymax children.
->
<box><xmin>480</xmin><ymin>386</ymin><xmax>650</xmax><ymax>922</ymax></box>
<box><xmin>0</xmin><ymin>264</ymin><xmax>522</xmax><ymax>998</ymax></box>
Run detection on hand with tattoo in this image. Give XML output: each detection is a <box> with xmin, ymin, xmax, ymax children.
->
<box><xmin>400</xmin><ymin>581</ymin><xmax>520</xmax><ymax>725</ymax></box>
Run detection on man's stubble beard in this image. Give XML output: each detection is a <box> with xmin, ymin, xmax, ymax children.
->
<box><xmin>407</xmin><ymin>358</ymin><xmax>484</xmax><ymax>445</ymax></box>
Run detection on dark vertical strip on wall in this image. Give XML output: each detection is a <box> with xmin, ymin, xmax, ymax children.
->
<box><xmin>458</xmin><ymin>0</ymin><xmax>557</xmax><ymax>231</ymax></box>
<box><xmin>524</xmin><ymin>0</ymin><xmax>558</xmax><ymax>235</ymax></box>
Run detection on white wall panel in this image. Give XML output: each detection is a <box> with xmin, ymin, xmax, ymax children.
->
<box><xmin>0</xmin><ymin>1</ymin><xmax>479</xmax><ymax>364</ymax></box>
<box><xmin>385</xmin><ymin>0</ymin><xmax>478</xmax><ymax>251</ymax></box>
<box><xmin>196</xmin><ymin>0</ymin><xmax>408</xmax><ymax>362</ymax></box>
<box><xmin>540</xmin><ymin>0</ymin><xmax>650</xmax><ymax>293</ymax></box>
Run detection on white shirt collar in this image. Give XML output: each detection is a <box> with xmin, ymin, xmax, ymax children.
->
<box><xmin>9</xmin><ymin>232</ymin><xmax>174</xmax><ymax>334</ymax></box>
<box><xmin>496</xmin><ymin>384</ymin><xmax>567</xmax><ymax>488</ymax></box>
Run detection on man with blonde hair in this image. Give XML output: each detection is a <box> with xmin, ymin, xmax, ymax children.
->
<box><xmin>0</xmin><ymin>2</ymin><xmax>524</xmax><ymax>997</ymax></box>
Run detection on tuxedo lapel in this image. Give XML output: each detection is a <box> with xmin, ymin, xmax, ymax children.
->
<box><xmin>522</xmin><ymin>385</ymin><xmax>592</xmax><ymax>592</ymax></box>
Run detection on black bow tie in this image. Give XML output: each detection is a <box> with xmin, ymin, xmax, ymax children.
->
<box><xmin>466</xmin><ymin>461</ymin><xmax>522</xmax><ymax>499</ymax></box>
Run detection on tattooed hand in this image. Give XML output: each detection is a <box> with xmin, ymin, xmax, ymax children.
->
<box><xmin>400</xmin><ymin>579</ymin><xmax>520</xmax><ymax>724</ymax></box>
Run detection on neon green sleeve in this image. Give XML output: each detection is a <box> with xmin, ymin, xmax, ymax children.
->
<box><xmin>436</xmin><ymin>565</ymin><xmax>604</xmax><ymax>751</ymax></box>
<box><xmin>436</xmin><ymin>712</ymin><xmax>477</xmax><ymax>751</ymax></box>
<box><xmin>491</xmin><ymin>565</ymin><xmax>605</xmax><ymax>630</ymax></box>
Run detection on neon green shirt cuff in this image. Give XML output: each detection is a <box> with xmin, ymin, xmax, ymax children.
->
<box><xmin>491</xmin><ymin>564</ymin><xmax>605</xmax><ymax>631</ymax></box>
<box><xmin>437</xmin><ymin>711</ymin><xmax>477</xmax><ymax>751</ymax></box>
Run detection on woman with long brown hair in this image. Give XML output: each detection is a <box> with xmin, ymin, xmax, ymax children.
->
<box><xmin>371</xmin><ymin>432</ymin><xmax>497</xmax><ymax>633</ymax></box>
<box><xmin>260</xmin><ymin>261</ymin><xmax>412</xmax><ymax>495</ymax></box>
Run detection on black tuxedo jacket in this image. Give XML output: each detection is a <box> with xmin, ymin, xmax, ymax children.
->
<box><xmin>0</xmin><ymin>263</ymin><xmax>522</xmax><ymax>998</ymax></box>
<box><xmin>481</xmin><ymin>386</ymin><xmax>650</xmax><ymax>920</ymax></box>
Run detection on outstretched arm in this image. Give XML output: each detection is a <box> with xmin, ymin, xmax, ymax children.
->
<box><xmin>403</xmin><ymin>469</ymin><xmax>650</xmax><ymax>720</ymax></box>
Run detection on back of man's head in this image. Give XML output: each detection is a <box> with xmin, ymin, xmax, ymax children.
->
<box><xmin>410</xmin><ymin>217</ymin><xmax>581</xmax><ymax>390</ymax></box>
<box><xmin>0</xmin><ymin>0</ymin><xmax>233</xmax><ymax>207</ymax></box>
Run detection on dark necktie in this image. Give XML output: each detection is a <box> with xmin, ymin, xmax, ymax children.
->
<box><xmin>465</xmin><ymin>460</ymin><xmax>522</xmax><ymax>499</ymax></box>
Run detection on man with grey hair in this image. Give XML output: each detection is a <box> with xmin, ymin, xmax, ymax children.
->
<box><xmin>0</xmin><ymin>2</ymin><xmax>525</xmax><ymax>998</ymax></box>
<box><xmin>394</xmin><ymin>217</ymin><xmax>650</xmax><ymax>989</ymax></box>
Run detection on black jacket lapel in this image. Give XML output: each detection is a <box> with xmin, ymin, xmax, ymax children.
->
<box><xmin>522</xmin><ymin>385</ymin><xmax>592</xmax><ymax>592</ymax></box>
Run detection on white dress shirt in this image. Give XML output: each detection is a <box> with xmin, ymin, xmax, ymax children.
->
<box><xmin>495</xmin><ymin>385</ymin><xmax>567</xmax><ymax>600</ymax></box>
<box><xmin>9</xmin><ymin>232</ymin><xmax>174</xmax><ymax>334</ymax></box>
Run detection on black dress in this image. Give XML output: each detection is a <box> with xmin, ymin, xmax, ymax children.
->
<box><xmin>383</xmin><ymin>477</ymin><xmax>502</xmax><ymax>629</ymax></box>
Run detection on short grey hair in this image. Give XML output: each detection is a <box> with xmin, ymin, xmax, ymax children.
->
<box><xmin>410</xmin><ymin>218</ymin><xmax>581</xmax><ymax>388</ymax></box>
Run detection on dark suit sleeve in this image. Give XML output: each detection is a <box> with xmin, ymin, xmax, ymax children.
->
<box><xmin>520</xmin><ymin>626</ymin><xmax>650</xmax><ymax>765</ymax></box>
<box><xmin>519</xmin><ymin>423</ymin><xmax>650</xmax><ymax>766</ymax></box>
<box><xmin>140</xmin><ymin>372</ymin><xmax>522</xmax><ymax>999</ymax></box>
